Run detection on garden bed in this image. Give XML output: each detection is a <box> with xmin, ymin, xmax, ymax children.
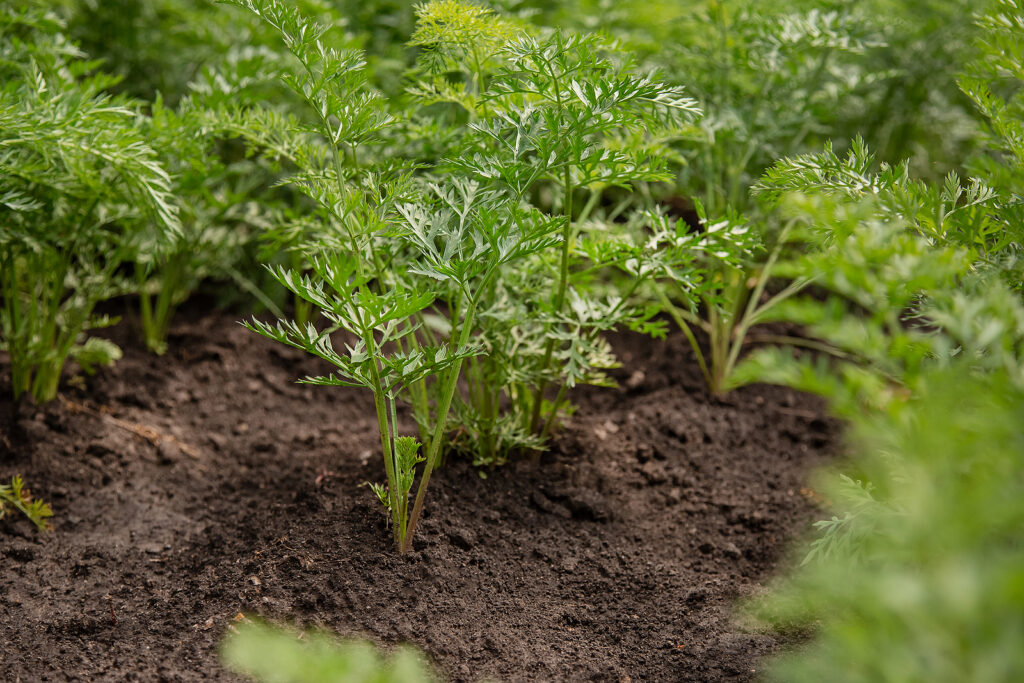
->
<box><xmin>0</xmin><ymin>303</ymin><xmax>836</xmax><ymax>682</ymax></box>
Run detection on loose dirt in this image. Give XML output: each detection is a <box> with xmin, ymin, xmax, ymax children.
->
<box><xmin>1</xmin><ymin>303</ymin><xmax>836</xmax><ymax>681</ymax></box>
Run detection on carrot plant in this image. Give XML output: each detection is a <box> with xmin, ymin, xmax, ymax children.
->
<box><xmin>219</xmin><ymin>0</ymin><xmax>713</xmax><ymax>549</ymax></box>
<box><xmin>731</xmin><ymin>194</ymin><xmax>974</xmax><ymax>413</ymax></box>
<box><xmin>409</xmin><ymin>0</ymin><xmax>704</xmax><ymax>462</ymax></box>
<box><xmin>749</xmin><ymin>6</ymin><xmax>1024</xmax><ymax>678</ymax></box>
<box><xmin>646</xmin><ymin>203</ymin><xmax>806</xmax><ymax>396</ymax></box>
<box><xmin>590</xmin><ymin>1</ymin><xmax>983</xmax><ymax>398</ymax></box>
<box><xmin>754</xmin><ymin>364</ymin><xmax>1024</xmax><ymax>683</ymax></box>
<box><xmin>636</xmin><ymin>1</ymin><xmax>878</xmax><ymax>396</ymax></box>
<box><xmin>727</xmin><ymin>0</ymin><xmax>1024</xmax><ymax>412</ymax></box>
<box><xmin>735</xmin><ymin>133</ymin><xmax>1019</xmax><ymax>411</ymax></box>
<box><xmin>126</xmin><ymin>1</ymin><xmax>361</xmax><ymax>353</ymax></box>
<box><xmin>716</xmin><ymin>9</ymin><xmax>1024</xmax><ymax>680</ymax></box>
<box><xmin>666</xmin><ymin>135</ymin><xmax>1005</xmax><ymax>399</ymax></box>
<box><xmin>218</xmin><ymin>0</ymin><xmax>556</xmax><ymax>551</ymax></box>
<box><xmin>0</xmin><ymin>4</ymin><xmax>179</xmax><ymax>402</ymax></box>
<box><xmin>133</xmin><ymin>97</ymin><xmax>298</xmax><ymax>354</ymax></box>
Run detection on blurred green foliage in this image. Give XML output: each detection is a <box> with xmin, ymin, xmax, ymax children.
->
<box><xmin>54</xmin><ymin>0</ymin><xmax>347</xmax><ymax>103</ymax></box>
<box><xmin>535</xmin><ymin>0</ymin><xmax>984</xmax><ymax>186</ymax></box>
<box><xmin>735</xmin><ymin>3</ymin><xmax>1024</xmax><ymax>681</ymax></box>
<box><xmin>751</xmin><ymin>366</ymin><xmax>1024</xmax><ymax>682</ymax></box>
<box><xmin>736</xmin><ymin>0</ymin><xmax>1024</xmax><ymax>411</ymax></box>
<box><xmin>222</xmin><ymin>620</ymin><xmax>436</xmax><ymax>683</ymax></box>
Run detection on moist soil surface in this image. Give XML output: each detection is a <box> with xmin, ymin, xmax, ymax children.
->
<box><xmin>0</xmin><ymin>303</ymin><xmax>837</xmax><ymax>682</ymax></box>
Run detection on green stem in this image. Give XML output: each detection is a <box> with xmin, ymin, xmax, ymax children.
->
<box><xmin>405</xmin><ymin>329</ymin><xmax>432</xmax><ymax>447</ymax></box>
<box><xmin>525</xmin><ymin>55</ymin><xmax>575</xmax><ymax>437</ymax></box>
<box><xmin>708</xmin><ymin>305</ymin><xmax>727</xmax><ymax>395</ymax></box>
<box><xmin>402</xmin><ymin>280</ymin><xmax>489</xmax><ymax>553</ymax></box>
<box><xmin>372</xmin><ymin>382</ymin><xmax>401</xmax><ymax>545</ymax></box>
<box><xmin>294</xmin><ymin>296</ymin><xmax>313</xmax><ymax>329</ymax></box>
<box><xmin>538</xmin><ymin>382</ymin><xmax>569</xmax><ymax>443</ymax></box>
<box><xmin>31</xmin><ymin>248</ymin><xmax>72</xmax><ymax>402</ymax></box>
<box><xmin>720</xmin><ymin>225</ymin><xmax>802</xmax><ymax>387</ymax></box>
<box><xmin>388</xmin><ymin>394</ymin><xmax>408</xmax><ymax>545</ymax></box>
<box><xmin>139</xmin><ymin>266</ymin><xmax>155</xmax><ymax>349</ymax></box>
<box><xmin>745</xmin><ymin>334</ymin><xmax>854</xmax><ymax>360</ymax></box>
<box><xmin>655</xmin><ymin>285</ymin><xmax>713</xmax><ymax>389</ymax></box>
<box><xmin>576</xmin><ymin>188</ymin><xmax>601</xmax><ymax>225</ymax></box>
<box><xmin>472</xmin><ymin>49</ymin><xmax>488</xmax><ymax>117</ymax></box>
<box><xmin>2</xmin><ymin>249</ymin><xmax>28</xmax><ymax>398</ymax></box>
<box><xmin>224</xmin><ymin>264</ymin><xmax>286</xmax><ymax>319</ymax></box>
<box><xmin>528</xmin><ymin>171</ymin><xmax>576</xmax><ymax>434</ymax></box>
<box><xmin>31</xmin><ymin>365</ymin><xmax>61</xmax><ymax>404</ymax></box>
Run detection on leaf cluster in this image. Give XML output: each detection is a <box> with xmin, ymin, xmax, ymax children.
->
<box><xmin>0</xmin><ymin>476</ymin><xmax>53</xmax><ymax>532</ymax></box>
<box><xmin>0</xmin><ymin>3</ymin><xmax>179</xmax><ymax>401</ymax></box>
<box><xmin>746</xmin><ymin>6</ymin><xmax>1024</xmax><ymax>680</ymax></box>
<box><xmin>751</xmin><ymin>367</ymin><xmax>1024</xmax><ymax>683</ymax></box>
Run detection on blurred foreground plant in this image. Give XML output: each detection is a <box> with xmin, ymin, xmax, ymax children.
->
<box><xmin>222</xmin><ymin>620</ymin><xmax>435</xmax><ymax>683</ymax></box>
<box><xmin>738</xmin><ymin>16</ymin><xmax>1024</xmax><ymax>409</ymax></box>
<box><xmin>751</xmin><ymin>366</ymin><xmax>1024</xmax><ymax>682</ymax></box>
<box><xmin>749</xmin><ymin>4</ymin><xmax>1024</xmax><ymax>679</ymax></box>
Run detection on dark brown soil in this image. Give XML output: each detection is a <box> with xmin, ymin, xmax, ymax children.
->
<box><xmin>0</xmin><ymin>304</ymin><xmax>836</xmax><ymax>682</ymax></box>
